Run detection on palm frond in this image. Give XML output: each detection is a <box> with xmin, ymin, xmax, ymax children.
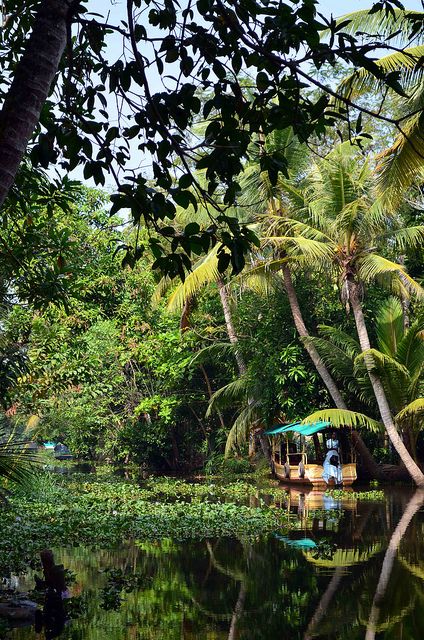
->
<box><xmin>396</xmin><ymin>315</ymin><xmax>424</xmax><ymax>371</ymax></box>
<box><xmin>167</xmin><ymin>245</ymin><xmax>222</xmax><ymax>311</ymax></box>
<box><xmin>336</xmin><ymin>45</ymin><xmax>424</xmax><ymax>105</ymax></box>
<box><xmin>152</xmin><ymin>275</ymin><xmax>173</xmax><ymax>306</ymax></box>
<box><xmin>303</xmin><ymin>335</ymin><xmax>356</xmax><ymax>380</ymax></box>
<box><xmin>264</xmin><ymin>235</ymin><xmax>334</xmax><ymax>266</ymax></box>
<box><xmin>264</xmin><ymin>215</ymin><xmax>333</xmax><ymax>243</ymax></box>
<box><xmin>300</xmin><ymin>408</ymin><xmax>382</xmax><ymax>433</ymax></box>
<box><xmin>224</xmin><ymin>403</ymin><xmax>260</xmax><ymax>456</ymax></box>
<box><xmin>375</xmin><ymin>108</ymin><xmax>424</xmax><ymax>209</ymax></box>
<box><xmin>0</xmin><ymin>429</ymin><xmax>38</xmax><ymax>489</ymax></box>
<box><xmin>206</xmin><ymin>377</ymin><xmax>249</xmax><ymax>418</ymax></box>
<box><xmin>332</xmin><ymin>9</ymin><xmax>424</xmax><ymax>44</ymax></box>
<box><xmin>357</xmin><ymin>253</ymin><xmax>424</xmax><ymax>299</ymax></box>
<box><xmin>190</xmin><ymin>342</ymin><xmax>237</xmax><ymax>366</ymax></box>
<box><xmin>241</xmin><ymin>269</ymin><xmax>281</xmax><ymax>296</ymax></box>
<box><xmin>375</xmin><ymin>296</ymin><xmax>404</xmax><ymax>356</ymax></box>
<box><xmin>354</xmin><ymin>348</ymin><xmax>409</xmax><ymax>378</ymax></box>
<box><xmin>388</xmin><ymin>225</ymin><xmax>424</xmax><ymax>252</ymax></box>
<box><xmin>395</xmin><ymin>398</ymin><xmax>424</xmax><ymax>425</ymax></box>
<box><xmin>317</xmin><ymin>325</ymin><xmax>361</xmax><ymax>358</ymax></box>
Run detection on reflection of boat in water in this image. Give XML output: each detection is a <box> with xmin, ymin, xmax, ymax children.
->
<box><xmin>266</xmin><ymin>421</ymin><xmax>357</xmax><ymax>487</ymax></box>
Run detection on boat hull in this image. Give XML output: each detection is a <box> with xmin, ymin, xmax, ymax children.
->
<box><xmin>273</xmin><ymin>461</ymin><xmax>357</xmax><ymax>487</ymax></box>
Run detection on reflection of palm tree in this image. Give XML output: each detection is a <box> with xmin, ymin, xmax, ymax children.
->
<box><xmin>228</xmin><ymin>581</ymin><xmax>247</xmax><ymax>640</ymax></box>
<box><xmin>205</xmin><ymin>540</ymin><xmax>247</xmax><ymax>639</ymax></box>
<box><xmin>303</xmin><ymin>567</ymin><xmax>344</xmax><ymax>640</ymax></box>
<box><xmin>365</xmin><ymin>490</ymin><xmax>424</xmax><ymax>640</ymax></box>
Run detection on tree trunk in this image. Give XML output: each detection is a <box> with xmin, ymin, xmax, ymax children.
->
<box><xmin>282</xmin><ymin>265</ymin><xmax>347</xmax><ymax>408</ymax></box>
<box><xmin>0</xmin><ymin>0</ymin><xmax>79</xmax><ymax>208</ymax></box>
<box><xmin>282</xmin><ymin>265</ymin><xmax>382</xmax><ymax>477</ymax></box>
<box><xmin>348</xmin><ymin>280</ymin><xmax>424</xmax><ymax>487</ymax></box>
<box><xmin>217</xmin><ymin>278</ymin><xmax>271</xmax><ymax>461</ymax></box>
<box><xmin>217</xmin><ymin>278</ymin><xmax>247</xmax><ymax>375</ymax></box>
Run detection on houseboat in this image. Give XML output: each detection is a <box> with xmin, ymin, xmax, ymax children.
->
<box><xmin>266</xmin><ymin>420</ymin><xmax>357</xmax><ymax>488</ymax></box>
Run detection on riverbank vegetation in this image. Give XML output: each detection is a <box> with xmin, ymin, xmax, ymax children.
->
<box><xmin>0</xmin><ymin>3</ymin><xmax>423</xmax><ymax>487</ymax></box>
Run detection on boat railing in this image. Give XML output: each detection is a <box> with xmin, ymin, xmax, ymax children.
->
<box><xmin>285</xmin><ymin>451</ymin><xmax>308</xmax><ymax>466</ymax></box>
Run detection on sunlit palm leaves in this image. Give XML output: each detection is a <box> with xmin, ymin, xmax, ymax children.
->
<box><xmin>300</xmin><ymin>408</ymin><xmax>382</xmax><ymax>433</ymax></box>
<box><xmin>0</xmin><ymin>427</ymin><xmax>38</xmax><ymax>500</ymax></box>
<box><xmin>261</xmin><ymin>142</ymin><xmax>424</xmax><ymax>303</ymax></box>
<box><xmin>333</xmin><ymin>9</ymin><xmax>424</xmax><ymax>45</ymax></box>
<box><xmin>307</xmin><ymin>297</ymin><xmax>424</xmax><ymax>443</ymax></box>
<box><xmin>334</xmin><ymin>6</ymin><xmax>424</xmax><ymax>208</ymax></box>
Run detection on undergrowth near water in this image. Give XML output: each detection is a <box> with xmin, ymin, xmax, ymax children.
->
<box><xmin>0</xmin><ymin>473</ymin><xmax>291</xmax><ymax>576</ymax></box>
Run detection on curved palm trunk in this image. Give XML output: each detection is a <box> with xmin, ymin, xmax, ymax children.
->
<box><xmin>282</xmin><ymin>265</ymin><xmax>382</xmax><ymax>478</ymax></box>
<box><xmin>217</xmin><ymin>278</ymin><xmax>247</xmax><ymax>375</ymax></box>
<box><xmin>217</xmin><ymin>279</ymin><xmax>270</xmax><ymax>460</ymax></box>
<box><xmin>0</xmin><ymin>0</ymin><xmax>78</xmax><ymax>208</ymax></box>
<box><xmin>282</xmin><ymin>265</ymin><xmax>347</xmax><ymax>408</ymax></box>
<box><xmin>348</xmin><ymin>281</ymin><xmax>424</xmax><ymax>487</ymax></box>
<box><xmin>228</xmin><ymin>581</ymin><xmax>247</xmax><ymax>640</ymax></box>
<box><xmin>365</xmin><ymin>490</ymin><xmax>424</xmax><ymax>640</ymax></box>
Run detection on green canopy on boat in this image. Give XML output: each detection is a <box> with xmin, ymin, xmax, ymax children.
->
<box><xmin>265</xmin><ymin>420</ymin><xmax>331</xmax><ymax>436</ymax></box>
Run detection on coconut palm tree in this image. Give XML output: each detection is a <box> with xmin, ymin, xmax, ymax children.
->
<box><xmin>333</xmin><ymin>8</ymin><xmax>424</xmax><ymax>208</ymax></box>
<box><xmin>305</xmin><ymin>296</ymin><xmax>424</xmax><ymax>460</ymax></box>
<box><xmin>239</xmin><ymin>129</ymin><xmax>383</xmax><ymax>475</ymax></box>
<box><xmin>153</xmin><ymin>206</ymin><xmax>274</xmax><ymax>457</ymax></box>
<box><xmin>259</xmin><ymin>141</ymin><xmax>424</xmax><ymax>485</ymax></box>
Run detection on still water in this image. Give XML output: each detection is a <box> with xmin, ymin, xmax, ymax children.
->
<box><xmin>7</xmin><ymin>487</ymin><xmax>424</xmax><ymax>639</ymax></box>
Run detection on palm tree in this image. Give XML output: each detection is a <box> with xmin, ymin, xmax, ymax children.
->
<box><xmin>334</xmin><ymin>8</ymin><xmax>424</xmax><ymax>208</ymax></box>
<box><xmin>239</xmin><ymin>129</ymin><xmax>382</xmax><ymax>475</ymax></box>
<box><xmin>157</xmin><ymin>243</ymin><xmax>248</xmax><ymax>376</ymax></box>
<box><xmin>153</xmin><ymin>208</ymin><xmax>274</xmax><ymax>458</ymax></box>
<box><xmin>306</xmin><ymin>296</ymin><xmax>424</xmax><ymax>461</ymax></box>
<box><xmin>260</xmin><ymin>141</ymin><xmax>424</xmax><ymax>485</ymax></box>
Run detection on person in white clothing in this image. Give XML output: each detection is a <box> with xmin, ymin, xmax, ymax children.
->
<box><xmin>322</xmin><ymin>432</ymin><xmax>342</xmax><ymax>485</ymax></box>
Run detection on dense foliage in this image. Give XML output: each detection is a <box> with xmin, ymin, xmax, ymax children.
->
<box><xmin>1</xmin><ymin>1</ymin><xmax>424</xmax><ymax>277</ymax></box>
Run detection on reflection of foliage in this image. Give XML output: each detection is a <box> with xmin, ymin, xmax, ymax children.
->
<box><xmin>311</xmin><ymin>539</ymin><xmax>338</xmax><ymax>561</ymax></box>
<box><xmin>100</xmin><ymin>569</ymin><xmax>150</xmax><ymax>611</ymax></box>
<box><xmin>325</xmin><ymin>489</ymin><xmax>385</xmax><ymax>501</ymax></box>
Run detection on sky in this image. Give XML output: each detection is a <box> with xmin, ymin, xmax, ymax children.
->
<box><xmin>87</xmin><ymin>0</ymin><xmax>424</xmax><ymax>19</ymax></box>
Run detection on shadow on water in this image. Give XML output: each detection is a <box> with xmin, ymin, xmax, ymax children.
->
<box><xmin>4</xmin><ymin>487</ymin><xmax>424</xmax><ymax>639</ymax></box>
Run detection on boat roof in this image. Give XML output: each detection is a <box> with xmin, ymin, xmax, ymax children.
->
<box><xmin>265</xmin><ymin>420</ymin><xmax>331</xmax><ymax>436</ymax></box>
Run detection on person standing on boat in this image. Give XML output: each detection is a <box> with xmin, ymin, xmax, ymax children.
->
<box><xmin>326</xmin><ymin>432</ymin><xmax>339</xmax><ymax>452</ymax></box>
<box><xmin>322</xmin><ymin>431</ymin><xmax>342</xmax><ymax>485</ymax></box>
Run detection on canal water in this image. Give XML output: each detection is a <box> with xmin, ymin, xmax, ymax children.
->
<box><xmin>6</xmin><ymin>487</ymin><xmax>424</xmax><ymax>639</ymax></box>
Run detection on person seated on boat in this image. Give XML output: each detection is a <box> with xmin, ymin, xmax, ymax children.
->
<box><xmin>322</xmin><ymin>447</ymin><xmax>342</xmax><ymax>485</ymax></box>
